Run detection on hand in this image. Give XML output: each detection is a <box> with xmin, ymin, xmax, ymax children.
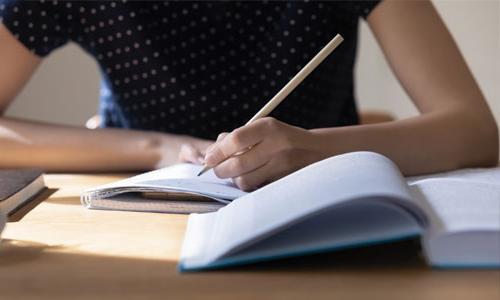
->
<box><xmin>178</xmin><ymin>132</ymin><xmax>231</xmax><ymax>165</ymax></box>
<box><xmin>203</xmin><ymin>117</ymin><xmax>323</xmax><ymax>191</ymax></box>
<box><xmin>177</xmin><ymin>137</ymin><xmax>213</xmax><ymax>165</ymax></box>
<box><xmin>155</xmin><ymin>134</ymin><xmax>213</xmax><ymax>168</ymax></box>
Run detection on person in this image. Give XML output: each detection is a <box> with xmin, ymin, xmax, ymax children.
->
<box><xmin>0</xmin><ymin>0</ymin><xmax>497</xmax><ymax>191</ymax></box>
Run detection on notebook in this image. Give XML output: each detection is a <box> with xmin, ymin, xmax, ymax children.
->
<box><xmin>0</xmin><ymin>169</ymin><xmax>46</xmax><ymax>216</ymax></box>
<box><xmin>81</xmin><ymin>164</ymin><xmax>247</xmax><ymax>214</ymax></box>
<box><xmin>178</xmin><ymin>151</ymin><xmax>500</xmax><ymax>271</ymax></box>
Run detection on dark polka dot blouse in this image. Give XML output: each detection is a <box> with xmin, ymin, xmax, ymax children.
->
<box><xmin>0</xmin><ymin>0</ymin><xmax>380</xmax><ymax>140</ymax></box>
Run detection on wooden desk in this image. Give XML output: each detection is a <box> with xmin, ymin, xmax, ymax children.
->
<box><xmin>0</xmin><ymin>174</ymin><xmax>498</xmax><ymax>300</ymax></box>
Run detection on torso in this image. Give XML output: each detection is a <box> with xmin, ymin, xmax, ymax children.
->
<box><xmin>1</xmin><ymin>1</ymin><xmax>379</xmax><ymax>139</ymax></box>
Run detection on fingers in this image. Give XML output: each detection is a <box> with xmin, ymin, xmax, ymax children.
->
<box><xmin>193</xmin><ymin>138</ymin><xmax>216</xmax><ymax>157</ymax></box>
<box><xmin>232</xmin><ymin>151</ymin><xmax>306</xmax><ymax>191</ymax></box>
<box><xmin>178</xmin><ymin>144</ymin><xmax>204</xmax><ymax>164</ymax></box>
<box><xmin>204</xmin><ymin>123</ymin><xmax>265</xmax><ymax>166</ymax></box>
<box><xmin>213</xmin><ymin>141</ymin><xmax>269</xmax><ymax>178</ymax></box>
<box><xmin>216</xmin><ymin>132</ymin><xmax>229</xmax><ymax>142</ymax></box>
<box><xmin>232</xmin><ymin>158</ymin><xmax>287</xmax><ymax>191</ymax></box>
<box><xmin>204</xmin><ymin>118</ymin><xmax>282</xmax><ymax>166</ymax></box>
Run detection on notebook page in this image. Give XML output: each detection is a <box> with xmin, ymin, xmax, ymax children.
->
<box><xmin>202</xmin><ymin>152</ymin><xmax>417</xmax><ymax>262</ymax></box>
<box><xmin>106</xmin><ymin>163</ymin><xmax>230</xmax><ymax>186</ymax></box>
<box><xmin>83</xmin><ymin>163</ymin><xmax>246</xmax><ymax>201</ymax></box>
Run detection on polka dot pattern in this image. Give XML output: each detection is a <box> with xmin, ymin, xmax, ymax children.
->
<box><xmin>0</xmin><ymin>0</ymin><xmax>380</xmax><ymax>140</ymax></box>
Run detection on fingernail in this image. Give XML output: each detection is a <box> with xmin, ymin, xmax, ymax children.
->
<box><xmin>197</xmin><ymin>156</ymin><xmax>205</xmax><ymax>164</ymax></box>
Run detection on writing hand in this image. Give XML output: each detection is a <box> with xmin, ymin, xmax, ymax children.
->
<box><xmin>203</xmin><ymin>117</ymin><xmax>322</xmax><ymax>191</ymax></box>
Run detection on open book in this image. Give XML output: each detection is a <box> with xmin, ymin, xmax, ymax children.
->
<box><xmin>81</xmin><ymin>164</ymin><xmax>247</xmax><ymax>214</ymax></box>
<box><xmin>179</xmin><ymin>152</ymin><xmax>500</xmax><ymax>271</ymax></box>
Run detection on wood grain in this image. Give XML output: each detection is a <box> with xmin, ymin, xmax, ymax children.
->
<box><xmin>0</xmin><ymin>173</ymin><xmax>498</xmax><ymax>300</ymax></box>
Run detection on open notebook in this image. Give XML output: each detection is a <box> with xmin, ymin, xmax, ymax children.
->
<box><xmin>178</xmin><ymin>152</ymin><xmax>500</xmax><ymax>271</ymax></box>
<box><xmin>81</xmin><ymin>164</ymin><xmax>247</xmax><ymax>214</ymax></box>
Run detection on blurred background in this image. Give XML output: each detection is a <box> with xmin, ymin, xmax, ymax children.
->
<box><xmin>5</xmin><ymin>1</ymin><xmax>499</xmax><ymax>139</ymax></box>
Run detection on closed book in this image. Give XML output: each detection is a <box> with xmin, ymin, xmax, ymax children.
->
<box><xmin>0</xmin><ymin>169</ymin><xmax>46</xmax><ymax>216</ymax></box>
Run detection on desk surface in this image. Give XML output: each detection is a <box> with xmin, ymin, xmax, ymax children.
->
<box><xmin>0</xmin><ymin>174</ymin><xmax>498</xmax><ymax>300</ymax></box>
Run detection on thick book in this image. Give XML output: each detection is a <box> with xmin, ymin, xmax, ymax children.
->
<box><xmin>178</xmin><ymin>152</ymin><xmax>500</xmax><ymax>271</ymax></box>
<box><xmin>0</xmin><ymin>169</ymin><xmax>46</xmax><ymax>216</ymax></box>
<box><xmin>81</xmin><ymin>164</ymin><xmax>247</xmax><ymax>214</ymax></box>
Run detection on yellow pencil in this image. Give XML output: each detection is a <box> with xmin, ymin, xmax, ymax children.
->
<box><xmin>197</xmin><ymin>33</ymin><xmax>344</xmax><ymax>176</ymax></box>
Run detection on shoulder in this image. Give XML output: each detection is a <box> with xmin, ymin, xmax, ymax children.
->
<box><xmin>334</xmin><ymin>1</ymin><xmax>381</xmax><ymax>19</ymax></box>
<box><xmin>0</xmin><ymin>0</ymin><xmax>72</xmax><ymax>57</ymax></box>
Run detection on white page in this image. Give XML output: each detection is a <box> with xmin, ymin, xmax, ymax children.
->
<box><xmin>411</xmin><ymin>179</ymin><xmax>500</xmax><ymax>233</ymax></box>
<box><xmin>189</xmin><ymin>152</ymin><xmax>420</xmax><ymax>266</ymax></box>
<box><xmin>411</xmin><ymin>178</ymin><xmax>500</xmax><ymax>266</ymax></box>
<box><xmin>96</xmin><ymin>163</ymin><xmax>230</xmax><ymax>187</ymax></box>
<box><xmin>407</xmin><ymin>166</ymin><xmax>500</xmax><ymax>232</ymax></box>
<box><xmin>407</xmin><ymin>167</ymin><xmax>500</xmax><ymax>186</ymax></box>
<box><xmin>83</xmin><ymin>163</ymin><xmax>246</xmax><ymax>201</ymax></box>
<box><xmin>214</xmin><ymin>201</ymin><xmax>421</xmax><ymax>265</ymax></box>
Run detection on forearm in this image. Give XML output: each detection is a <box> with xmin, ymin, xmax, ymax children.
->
<box><xmin>0</xmin><ymin>117</ymin><xmax>190</xmax><ymax>172</ymax></box>
<box><xmin>309</xmin><ymin>108</ymin><xmax>498</xmax><ymax>176</ymax></box>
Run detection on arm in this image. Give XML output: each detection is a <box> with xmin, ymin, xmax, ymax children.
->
<box><xmin>200</xmin><ymin>0</ymin><xmax>498</xmax><ymax>190</ymax></box>
<box><xmin>0</xmin><ymin>24</ymin><xmax>210</xmax><ymax>171</ymax></box>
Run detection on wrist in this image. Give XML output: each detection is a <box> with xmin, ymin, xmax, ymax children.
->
<box><xmin>296</xmin><ymin>128</ymin><xmax>333</xmax><ymax>164</ymax></box>
<box><xmin>305</xmin><ymin>128</ymin><xmax>342</xmax><ymax>161</ymax></box>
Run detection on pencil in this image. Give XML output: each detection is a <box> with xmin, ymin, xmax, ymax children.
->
<box><xmin>197</xmin><ymin>33</ymin><xmax>344</xmax><ymax>176</ymax></box>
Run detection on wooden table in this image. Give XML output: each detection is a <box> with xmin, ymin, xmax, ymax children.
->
<box><xmin>0</xmin><ymin>174</ymin><xmax>498</xmax><ymax>300</ymax></box>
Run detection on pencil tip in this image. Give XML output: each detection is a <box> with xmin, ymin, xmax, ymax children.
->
<box><xmin>197</xmin><ymin>166</ymin><xmax>209</xmax><ymax>177</ymax></box>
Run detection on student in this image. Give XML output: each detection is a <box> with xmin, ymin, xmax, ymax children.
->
<box><xmin>0</xmin><ymin>1</ymin><xmax>497</xmax><ymax>191</ymax></box>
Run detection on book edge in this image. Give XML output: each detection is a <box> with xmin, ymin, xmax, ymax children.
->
<box><xmin>178</xmin><ymin>232</ymin><xmax>421</xmax><ymax>272</ymax></box>
<box><xmin>0</xmin><ymin>175</ymin><xmax>46</xmax><ymax>216</ymax></box>
<box><xmin>0</xmin><ymin>169</ymin><xmax>44</xmax><ymax>201</ymax></box>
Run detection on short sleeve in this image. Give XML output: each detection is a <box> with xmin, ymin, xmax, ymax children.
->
<box><xmin>0</xmin><ymin>0</ymin><xmax>69</xmax><ymax>57</ymax></box>
<box><xmin>352</xmin><ymin>1</ymin><xmax>381</xmax><ymax>19</ymax></box>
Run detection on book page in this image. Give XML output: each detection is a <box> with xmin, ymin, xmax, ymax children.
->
<box><xmin>197</xmin><ymin>152</ymin><xmax>420</xmax><ymax>263</ymax></box>
<box><xmin>410</xmin><ymin>179</ymin><xmax>500</xmax><ymax>233</ymax></box>
<box><xmin>408</xmin><ymin>166</ymin><xmax>500</xmax><ymax>231</ymax></box>
<box><xmin>411</xmin><ymin>179</ymin><xmax>500</xmax><ymax>267</ymax></box>
<box><xmin>407</xmin><ymin>167</ymin><xmax>500</xmax><ymax>185</ymax></box>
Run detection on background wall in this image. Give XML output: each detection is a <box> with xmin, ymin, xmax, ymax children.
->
<box><xmin>6</xmin><ymin>1</ymin><xmax>500</xmax><ymax>132</ymax></box>
<box><xmin>355</xmin><ymin>0</ymin><xmax>499</xmax><ymax>121</ymax></box>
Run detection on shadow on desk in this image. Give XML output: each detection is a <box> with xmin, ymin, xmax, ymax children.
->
<box><xmin>215</xmin><ymin>237</ymin><xmax>426</xmax><ymax>272</ymax></box>
<box><xmin>0</xmin><ymin>239</ymin><xmax>62</xmax><ymax>266</ymax></box>
<box><xmin>0</xmin><ymin>237</ymin><xmax>496</xmax><ymax>300</ymax></box>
